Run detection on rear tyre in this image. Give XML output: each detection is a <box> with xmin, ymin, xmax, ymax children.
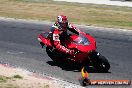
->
<box><xmin>46</xmin><ymin>46</ymin><xmax>67</xmax><ymax>63</ymax></box>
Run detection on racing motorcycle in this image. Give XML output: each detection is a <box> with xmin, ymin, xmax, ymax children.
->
<box><xmin>38</xmin><ymin>31</ymin><xmax>110</xmax><ymax>72</ymax></box>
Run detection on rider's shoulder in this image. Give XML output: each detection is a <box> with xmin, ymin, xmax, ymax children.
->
<box><xmin>50</xmin><ymin>24</ymin><xmax>59</xmax><ymax>31</ymax></box>
<box><xmin>51</xmin><ymin>24</ymin><xmax>59</xmax><ymax>29</ymax></box>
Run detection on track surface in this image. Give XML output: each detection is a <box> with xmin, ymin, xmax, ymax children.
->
<box><xmin>0</xmin><ymin>19</ymin><xmax>132</xmax><ymax>88</ymax></box>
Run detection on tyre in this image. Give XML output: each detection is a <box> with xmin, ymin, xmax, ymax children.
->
<box><xmin>46</xmin><ymin>47</ymin><xmax>67</xmax><ymax>63</ymax></box>
<box><xmin>96</xmin><ymin>55</ymin><xmax>110</xmax><ymax>72</ymax></box>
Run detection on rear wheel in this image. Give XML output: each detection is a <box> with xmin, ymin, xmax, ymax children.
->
<box><xmin>46</xmin><ymin>46</ymin><xmax>67</xmax><ymax>63</ymax></box>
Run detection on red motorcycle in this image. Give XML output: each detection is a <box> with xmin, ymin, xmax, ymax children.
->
<box><xmin>38</xmin><ymin>31</ymin><xmax>110</xmax><ymax>72</ymax></box>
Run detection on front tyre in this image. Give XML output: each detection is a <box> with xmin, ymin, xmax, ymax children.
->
<box><xmin>96</xmin><ymin>55</ymin><xmax>110</xmax><ymax>72</ymax></box>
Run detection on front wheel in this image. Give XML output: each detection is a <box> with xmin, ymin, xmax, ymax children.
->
<box><xmin>95</xmin><ymin>55</ymin><xmax>110</xmax><ymax>72</ymax></box>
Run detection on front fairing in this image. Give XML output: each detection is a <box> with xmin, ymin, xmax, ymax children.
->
<box><xmin>64</xmin><ymin>33</ymin><xmax>96</xmax><ymax>63</ymax></box>
<box><xmin>66</xmin><ymin>33</ymin><xmax>96</xmax><ymax>53</ymax></box>
<box><xmin>38</xmin><ymin>32</ymin><xmax>52</xmax><ymax>47</ymax></box>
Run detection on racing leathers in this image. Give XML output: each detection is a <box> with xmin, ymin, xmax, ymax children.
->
<box><xmin>50</xmin><ymin>22</ymin><xmax>81</xmax><ymax>55</ymax></box>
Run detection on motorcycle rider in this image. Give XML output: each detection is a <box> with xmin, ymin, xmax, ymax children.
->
<box><xmin>50</xmin><ymin>15</ymin><xmax>82</xmax><ymax>55</ymax></box>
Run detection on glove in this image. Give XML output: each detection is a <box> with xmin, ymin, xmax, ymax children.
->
<box><xmin>68</xmin><ymin>50</ymin><xmax>75</xmax><ymax>55</ymax></box>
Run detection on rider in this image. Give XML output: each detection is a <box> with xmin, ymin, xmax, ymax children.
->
<box><xmin>50</xmin><ymin>15</ymin><xmax>82</xmax><ymax>55</ymax></box>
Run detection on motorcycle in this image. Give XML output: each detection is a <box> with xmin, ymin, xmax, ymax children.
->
<box><xmin>38</xmin><ymin>31</ymin><xmax>110</xmax><ymax>72</ymax></box>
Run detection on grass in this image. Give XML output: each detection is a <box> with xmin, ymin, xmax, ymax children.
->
<box><xmin>0</xmin><ymin>76</ymin><xmax>10</xmax><ymax>83</ymax></box>
<box><xmin>0</xmin><ymin>84</ymin><xmax>19</xmax><ymax>88</ymax></box>
<box><xmin>0</xmin><ymin>0</ymin><xmax>132</xmax><ymax>29</ymax></box>
<box><xmin>43</xmin><ymin>85</ymin><xmax>50</xmax><ymax>88</ymax></box>
<box><xmin>0</xmin><ymin>74</ymin><xmax>23</xmax><ymax>82</ymax></box>
<box><xmin>0</xmin><ymin>74</ymin><xmax>52</xmax><ymax>88</ymax></box>
<box><xmin>0</xmin><ymin>75</ymin><xmax>19</xmax><ymax>88</ymax></box>
<box><xmin>0</xmin><ymin>74</ymin><xmax>51</xmax><ymax>88</ymax></box>
<box><xmin>0</xmin><ymin>75</ymin><xmax>23</xmax><ymax>82</ymax></box>
<box><xmin>12</xmin><ymin>75</ymin><xmax>23</xmax><ymax>79</ymax></box>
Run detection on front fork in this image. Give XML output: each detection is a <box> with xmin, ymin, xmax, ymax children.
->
<box><xmin>87</xmin><ymin>51</ymin><xmax>100</xmax><ymax>66</ymax></box>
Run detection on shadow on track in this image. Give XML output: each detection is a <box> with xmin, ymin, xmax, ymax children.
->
<box><xmin>47</xmin><ymin>61</ymin><xmax>111</xmax><ymax>73</ymax></box>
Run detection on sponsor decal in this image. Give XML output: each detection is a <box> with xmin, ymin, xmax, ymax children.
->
<box><xmin>53</xmin><ymin>34</ymin><xmax>60</xmax><ymax>41</ymax></box>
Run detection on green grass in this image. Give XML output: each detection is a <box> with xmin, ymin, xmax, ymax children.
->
<box><xmin>0</xmin><ymin>75</ymin><xmax>22</xmax><ymax>88</ymax></box>
<box><xmin>0</xmin><ymin>75</ymin><xmax>18</xmax><ymax>88</ymax></box>
<box><xmin>0</xmin><ymin>76</ymin><xmax>10</xmax><ymax>83</ymax></box>
<box><xmin>12</xmin><ymin>75</ymin><xmax>23</xmax><ymax>79</ymax></box>
<box><xmin>43</xmin><ymin>85</ymin><xmax>50</xmax><ymax>88</ymax></box>
<box><xmin>0</xmin><ymin>0</ymin><xmax>132</xmax><ymax>29</ymax></box>
<box><xmin>2</xmin><ymin>84</ymin><xmax>19</xmax><ymax>88</ymax></box>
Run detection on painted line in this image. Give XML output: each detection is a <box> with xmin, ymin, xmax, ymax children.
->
<box><xmin>7</xmin><ymin>50</ymin><xmax>24</xmax><ymax>55</ymax></box>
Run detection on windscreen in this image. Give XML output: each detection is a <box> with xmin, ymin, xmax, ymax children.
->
<box><xmin>73</xmin><ymin>35</ymin><xmax>90</xmax><ymax>45</ymax></box>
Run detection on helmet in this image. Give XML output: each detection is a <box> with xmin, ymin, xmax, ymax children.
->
<box><xmin>57</xmin><ymin>15</ymin><xmax>68</xmax><ymax>29</ymax></box>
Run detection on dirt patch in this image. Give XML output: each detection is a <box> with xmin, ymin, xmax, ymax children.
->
<box><xmin>0</xmin><ymin>64</ymin><xmax>60</xmax><ymax>88</ymax></box>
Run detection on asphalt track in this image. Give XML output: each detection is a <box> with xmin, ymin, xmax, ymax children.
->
<box><xmin>0</xmin><ymin>18</ymin><xmax>132</xmax><ymax>88</ymax></box>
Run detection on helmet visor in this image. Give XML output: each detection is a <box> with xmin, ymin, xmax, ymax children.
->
<box><xmin>60</xmin><ymin>22</ymin><xmax>68</xmax><ymax>28</ymax></box>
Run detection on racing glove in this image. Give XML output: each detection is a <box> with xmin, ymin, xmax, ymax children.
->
<box><xmin>68</xmin><ymin>50</ymin><xmax>75</xmax><ymax>55</ymax></box>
